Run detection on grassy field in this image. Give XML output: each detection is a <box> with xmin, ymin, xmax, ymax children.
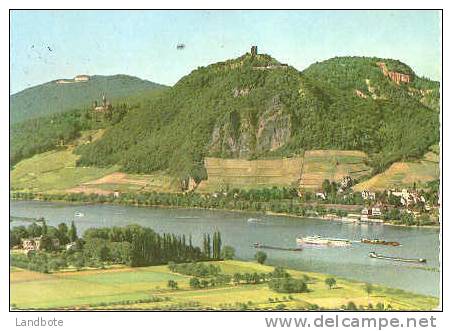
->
<box><xmin>300</xmin><ymin>150</ymin><xmax>372</xmax><ymax>191</ymax></box>
<box><xmin>10</xmin><ymin>149</ymin><xmax>118</xmax><ymax>194</ymax></box>
<box><xmin>10</xmin><ymin>260</ymin><xmax>438</xmax><ymax>311</ymax></box>
<box><xmin>354</xmin><ymin>147</ymin><xmax>439</xmax><ymax>192</ymax></box>
<box><xmin>74</xmin><ymin>171</ymin><xmax>179</xmax><ymax>194</ymax></box>
<box><xmin>10</xmin><ymin>129</ymin><xmax>179</xmax><ymax>194</ymax></box>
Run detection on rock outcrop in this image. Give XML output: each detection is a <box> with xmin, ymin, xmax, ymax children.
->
<box><xmin>377</xmin><ymin>62</ymin><xmax>411</xmax><ymax>84</ymax></box>
<box><xmin>209</xmin><ymin>95</ymin><xmax>291</xmax><ymax>158</ymax></box>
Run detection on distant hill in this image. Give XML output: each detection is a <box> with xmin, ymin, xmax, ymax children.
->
<box><xmin>10</xmin><ymin>74</ymin><xmax>166</xmax><ymax>123</ymax></box>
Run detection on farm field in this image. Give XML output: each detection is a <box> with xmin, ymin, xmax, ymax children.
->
<box><xmin>10</xmin><ymin>260</ymin><xmax>438</xmax><ymax>311</ymax></box>
<box><xmin>354</xmin><ymin>148</ymin><xmax>439</xmax><ymax>192</ymax></box>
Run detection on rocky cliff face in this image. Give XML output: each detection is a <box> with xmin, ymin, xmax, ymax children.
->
<box><xmin>209</xmin><ymin>95</ymin><xmax>292</xmax><ymax>158</ymax></box>
<box><xmin>377</xmin><ymin>62</ymin><xmax>411</xmax><ymax>84</ymax></box>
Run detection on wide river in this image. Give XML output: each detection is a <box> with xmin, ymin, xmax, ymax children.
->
<box><xmin>10</xmin><ymin>200</ymin><xmax>440</xmax><ymax>297</ymax></box>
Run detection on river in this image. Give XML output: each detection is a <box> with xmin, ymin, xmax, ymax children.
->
<box><xmin>10</xmin><ymin>200</ymin><xmax>440</xmax><ymax>297</ymax></box>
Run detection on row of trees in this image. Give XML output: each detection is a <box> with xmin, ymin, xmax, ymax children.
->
<box><xmin>201</xmin><ymin>232</ymin><xmax>222</xmax><ymax>260</ymax></box>
<box><xmin>11</xmin><ymin>222</ymin><xmax>226</xmax><ymax>271</ymax></box>
<box><xmin>81</xmin><ymin>225</ymin><xmax>223</xmax><ymax>267</ymax></box>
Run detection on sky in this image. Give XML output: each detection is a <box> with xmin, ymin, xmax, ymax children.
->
<box><xmin>10</xmin><ymin>10</ymin><xmax>441</xmax><ymax>94</ymax></box>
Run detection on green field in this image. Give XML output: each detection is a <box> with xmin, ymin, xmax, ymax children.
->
<box><xmin>10</xmin><ymin>260</ymin><xmax>438</xmax><ymax>311</ymax></box>
<box><xmin>10</xmin><ymin>148</ymin><xmax>118</xmax><ymax>193</ymax></box>
<box><xmin>10</xmin><ymin>128</ymin><xmax>178</xmax><ymax>194</ymax></box>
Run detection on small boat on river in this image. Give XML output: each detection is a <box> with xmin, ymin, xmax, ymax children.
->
<box><xmin>74</xmin><ymin>212</ymin><xmax>84</xmax><ymax>217</ymax></box>
<box><xmin>368</xmin><ymin>251</ymin><xmax>426</xmax><ymax>263</ymax></box>
<box><xmin>296</xmin><ymin>235</ymin><xmax>351</xmax><ymax>247</ymax></box>
<box><xmin>361</xmin><ymin>238</ymin><xmax>400</xmax><ymax>246</ymax></box>
<box><xmin>248</xmin><ymin>218</ymin><xmax>263</xmax><ymax>223</ymax></box>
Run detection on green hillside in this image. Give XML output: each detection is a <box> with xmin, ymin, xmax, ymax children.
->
<box><xmin>10</xmin><ymin>52</ymin><xmax>440</xmax><ymax>189</ymax></box>
<box><xmin>10</xmin><ymin>74</ymin><xmax>166</xmax><ymax>123</ymax></box>
<box><xmin>74</xmin><ymin>53</ymin><xmax>439</xmax><ymax>182</ymax></box>
<box><xmin>10</xmin><ymin>88</ymin><xmax>165</xmax><ymax>166</ymax></box>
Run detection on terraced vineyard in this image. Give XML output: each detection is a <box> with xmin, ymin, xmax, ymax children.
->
<box><xmin>299</xmin><ymin>150</ymin><xmax>372</xmax><ymax>191</ymax></box>
<box><xmin>354</xmin><ymin>148</ymin><xmax>439</xmax><ymax>191</ymax></box>
<box><xmin>198</xmin><ymin>157</ymin><xmax>303</xmax><ymax>192</ymax></box>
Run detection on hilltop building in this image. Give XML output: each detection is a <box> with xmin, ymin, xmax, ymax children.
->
<box><xmin>93</xmin><ymin>94</ymin><xmax>112</xmax><ymax>113</ymax></box>
<box><xmin>56</xmin><ymin>74</ymin><xmax>90</xmax><ymax>84</ymax></box>
<box><xmin>74</xmin><ymin>74</ymin><xmax>90</xmax><ymax>82</ymax></box>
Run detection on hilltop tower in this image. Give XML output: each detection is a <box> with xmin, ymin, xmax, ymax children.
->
<box><xmin>251</xmin><ymin>46</ymin><xmax>258</xmax><ymax>56</ymax></box>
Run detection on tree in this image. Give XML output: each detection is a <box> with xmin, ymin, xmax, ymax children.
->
<box><xmin>255</xmin><ymin>251</ymin><xmax>267</xmax><ymax>265</ymax></box>
<box><xmin>167</xmin><ymin>279</ymin><xmax>178</xmax><ymax>290</ymax></box>
<box><xmin>39</xmin><ymin>235</ymin><xmax>53</xmax><ymax>251</ymax></box>
<box><xmin>68</xmin><ymin>221</ymin><xmax>78</xmax><ymax>242</ymax></box>
<box><xmin>233</xmin><ymin>273</ymin><xmax>242</xmax><ymax>285</ymax></box>
<box><xmin>346</xmin><ymin>301</ymin><xmax>358</xmax><ymax>311</ymax></box>
<box><xmin>189</xmin><ymin>277</ymin><xmax>201</xmax><ymax>288</ymax></box>
<box><xmin>57</xmin><ymin>223</ymin><xmax>69</xmax><ymax>245</ymax></box>
<box><xmin>27</xmin><ymin>222</ymin><xmax>42</xmax><ymax>237</ymax></box>
<box><xmin>325</xmin><ymin>277</ymin><xmax>336</xmax><ymax>290</ymax></box>
<box><xmin>222</xmin><ymin>245</ymin><xmax>235</xmax><ymax>260</ymax></box>
<box><xmin>41</xmin><ymin>220</ymin><xmax>48</xmax><ymax>235</ymax></box>
<box><xmin>364</xmin><ymin>283</ymin><xmax>374</xmax><ymax>299</ymax></box>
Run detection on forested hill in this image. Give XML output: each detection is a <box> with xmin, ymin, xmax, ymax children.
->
<box><xmin>10</xmin><ymin>52</ymin><xmax>440</xmax><ymax>184</ymax></box>
<box><xmin>10</xmin><ymin>74</ymin><xmax>166</xmax><ymax>123</ymax></box>
<box><xmin>302</xmin><ymin>56</ymin><xmax>440</xmax><ymax>112</ymax></box>
<box><xmin>74</xmin><ymin>53</ymin><xmax>439</xmax><ymax>180</ymax></box>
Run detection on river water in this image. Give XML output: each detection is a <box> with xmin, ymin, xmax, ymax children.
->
<box><xmin>10</xmin><ymin>200</ymin><xmax>440</xmax><ymax>297</ymax></box>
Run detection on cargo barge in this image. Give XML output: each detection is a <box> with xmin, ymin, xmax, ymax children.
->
<box><xmin>361</xmin><ymin>238</ymin><xmax>401</xmax><ymax>246</ymax></box>
<box><xmin>252</xmin><ymin>242</ymin><xmax>302</xmax><ymax>251</ymax></box>
<box><xmin>368</xmin><ymin>251</ymin><xmax>426</xmax><ymax>263</ymax></box>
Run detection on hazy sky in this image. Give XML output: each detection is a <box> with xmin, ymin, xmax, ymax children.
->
<box><xmin>10</xmin><ymin>10</ymin><xmax>441</xmax><ymax>94</ymax></box>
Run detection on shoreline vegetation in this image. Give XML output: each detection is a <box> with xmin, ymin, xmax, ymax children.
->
<box><xmin>11</xmin><ymin>190</ymin><xmax>439</xmax><ymax>228</ymax></box>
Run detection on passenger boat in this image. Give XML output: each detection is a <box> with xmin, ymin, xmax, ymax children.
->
<box><xmin>361</xmin><ymin>238</ymin><xmax>400</xmax><ymax>246</ymax></box>
<box><xmin>296</xmin><ymin>235</ymin><xmax>351</xmax><ymax>247</ymax></box>
<box><xmin>368</xmin><ymin>251</ymin><xmax>426</xmax><ymax>263</ymax></box>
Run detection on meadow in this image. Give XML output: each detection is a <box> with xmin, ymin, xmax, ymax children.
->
<box><xmin>10</xmin><ymin>260</ymin><xmax>438</xmax><ymax>311</ymax></box>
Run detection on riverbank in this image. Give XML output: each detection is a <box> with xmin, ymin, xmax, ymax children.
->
<box><xmin>10</xmin><ymin>260</ymin><xmax>439</xmax><ymax>311</ymax></box>
<box><xmin>10</xmin><ymin>193</ymin><xmax>439</xmax><ymax>229</ymax></box>
<box><xmin>264</xmin><ymin>211</ymin><xmax>440</xmax><ymax>229</ymax></box>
